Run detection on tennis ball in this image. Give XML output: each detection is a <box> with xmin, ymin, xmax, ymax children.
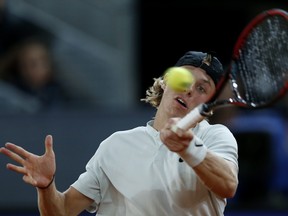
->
<box><xmin>164</xmin><ymin>67</ymin><xmax>195</xmax><ymax>92</ymax></box>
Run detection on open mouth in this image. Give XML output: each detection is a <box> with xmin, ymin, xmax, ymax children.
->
<box><xmin>176</xmin><ymin>97</ymin><xmax>187</xmax><ymax>108</ymax></box>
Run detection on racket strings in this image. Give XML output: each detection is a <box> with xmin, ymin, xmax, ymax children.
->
<box><xmin>236</xmin><ymin>14</ymin><xmax>288</xmax><ymax>106</ymax></box>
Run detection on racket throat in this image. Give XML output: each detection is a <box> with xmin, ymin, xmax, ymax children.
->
<box><xmin>200</xmin><ymin>103</ymin><xmax>214</xmax><ymax>117</ymax></box>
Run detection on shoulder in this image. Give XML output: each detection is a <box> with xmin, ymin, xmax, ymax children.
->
<box><xmin>196</xmin><ymin>120</ymin><xmax>238</xmax><ymax>165</ymax></box>
<box><xmin>99</xmin><ymin>126</ymin><xmax>147</xmax><ymax>149</ymax></box>
<box><xmin>109</xmin><ymin>126</ymin><xmax>147</xmax><ymax>139</ymax></box>
<box><xmin>196</xmin><ymin>120</ymin><xmax>234</xmax><ymax>137</ymax></box>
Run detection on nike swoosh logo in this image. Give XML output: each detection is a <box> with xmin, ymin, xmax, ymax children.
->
<box><xmin>195</xmin><ymin>143</ymin><xmax>203</xmax><ymax>147</ymax></box>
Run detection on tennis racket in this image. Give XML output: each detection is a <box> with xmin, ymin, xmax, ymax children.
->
<box><xmin>173</xmin><ymin>8</ymin><xmax>288</xmax><ymax>132</ymax></box>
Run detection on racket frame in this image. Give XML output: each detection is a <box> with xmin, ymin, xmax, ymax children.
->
<box><xmin>174</xmin><ymin>8</ymin><xmax>288</xmax><ymax>131</ymax></box>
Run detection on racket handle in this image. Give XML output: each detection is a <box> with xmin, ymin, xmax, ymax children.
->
<box><xmin>172</xmin><ymin>104</ymin><xmax>206</xmax><ymax>132</ymax></box>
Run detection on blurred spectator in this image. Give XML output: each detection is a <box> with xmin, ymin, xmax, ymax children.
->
<box><xmin>0</xmin><ymin>0</ymin><xmax>68</xmax><ymax>113</ymax></box>
<box><xmin>0</xmin><ymin>37</ymin><xmax>72</xmax><ymax>113</ymax></box>
<box><xmin>0</xmin><ymin>0</ymin><xmax>53</xmax><ymax>58</ymax></box>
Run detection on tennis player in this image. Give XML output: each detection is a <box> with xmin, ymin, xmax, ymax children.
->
<box><xmin>0</xmin><ymin>51</ymin><xmax>238</xmax><ymax>216</ymax></box>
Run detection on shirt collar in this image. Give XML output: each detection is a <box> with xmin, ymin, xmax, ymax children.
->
<box><xmin>146</xmin><ymin>120</ymin><xmax>163</xmax><ymax>146</ymax></box>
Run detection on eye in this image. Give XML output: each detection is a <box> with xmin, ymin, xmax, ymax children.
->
<box><xmin>196</xmin><ymin>85</ymin><xmax>207</xmax><ymax>94</ymax></box>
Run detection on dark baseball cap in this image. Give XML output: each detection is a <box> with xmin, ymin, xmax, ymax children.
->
<box><xmin>175</xmin><ymin>51</ymin><xmax>225</xmax><ymax>88</ymax></box>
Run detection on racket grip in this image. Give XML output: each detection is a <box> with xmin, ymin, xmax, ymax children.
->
<box><xmin>172</xmin><ymin>104</ymin><xmax>205</xmax><ymax>132</ymax></box>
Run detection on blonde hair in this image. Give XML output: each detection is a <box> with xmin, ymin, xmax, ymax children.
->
<box><xmin>141</xmin><ymin>76</ymin><xmax>164</xmax><ymax>108</ymax></box>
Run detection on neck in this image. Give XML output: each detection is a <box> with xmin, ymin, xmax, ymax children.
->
<box><xmin>153</xmin><ymin>109</ymin><xmax>169</xmax><ymax>131</ymax></box>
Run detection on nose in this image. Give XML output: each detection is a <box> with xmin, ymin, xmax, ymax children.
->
<box><xmin>185</xmin><ymin>84</ymin><xmax>194</xmax><ymax>96</ymax></box>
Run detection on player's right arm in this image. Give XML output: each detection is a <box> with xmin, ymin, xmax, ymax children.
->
<box><xmin>37</xmin><ymin>184</ymin><xmax>93</xmax><ymax>216</ymax></box>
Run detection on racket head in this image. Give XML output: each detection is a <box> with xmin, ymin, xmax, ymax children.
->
<box><xmin>229</xmin><ymin>8</ymin><xmax>288</xmax><ymax>108</ymax></box>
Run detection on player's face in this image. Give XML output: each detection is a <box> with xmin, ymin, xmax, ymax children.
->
<box><xmin>160</xmin><ymin>66</ymin><xmax>216</xmax><ymax>118</ymax></box>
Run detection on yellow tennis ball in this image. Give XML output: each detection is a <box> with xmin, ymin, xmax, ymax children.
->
<box><xmin>164</xmin><ymin>67</ymin><xmax>195</xmax><ymax>92</ymax></box>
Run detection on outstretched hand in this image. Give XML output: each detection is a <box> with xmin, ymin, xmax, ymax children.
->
<box><xmin>0</xmin><ymin>135</ymin><xmax>56</xmax><ymax>188</ymax></box>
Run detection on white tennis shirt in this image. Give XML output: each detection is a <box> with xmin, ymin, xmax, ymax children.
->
<box><xmin>71</xmin><ymin>120</ymin><xmax>238</xmax><ymax>216</ymax></box>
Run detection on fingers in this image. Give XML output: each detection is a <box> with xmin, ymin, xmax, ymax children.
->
<box><xmin>4</xmin><ymin>143</ymin><xmax>30</xmax><ymax>157</ymax></box>
<box><xmin>45</xmin><ymin>135</ymin><xmax>53</xmax><ymax>155</ymax></box>
<box><xmin>160</xmin><ymin>117</ymin><xmax>194</xmax><ymax>152</ymax></box>
<box><xmin>164</xmin><ymin>125</ymin><xmax>193</xmax><ymax>140</ymax></box>
<box><xmin>6</xmin><ymin>163</ymin><xmax>26</xmax><ymax>175</ymax></box>
<box><xmin>0</xmin><ymin>144</ymin><xmax>27</xmax><ymax>165</ymax></box>
<box><xmin>166</xmin><ymin>118</ymin><xmax>191</xmax><ymax>137</ymax></box>
<box><xmin>23</xmin><ymin>174</ymin><xmax>37</xmax><ymax>186</ymax></box>
<box><xmin>160</xmin><ymin>128</ymin><xmax>193</xmax><ymax>152</ymax></box>
<box><xmin>166</xmin><ymin>118</ymin><xmax>179</xmax><ymax>128</ymax></box>
<box><xmin>1</xmin><ymin>144</ymin><xmax>30</xmax><ymax>175</ymax></box>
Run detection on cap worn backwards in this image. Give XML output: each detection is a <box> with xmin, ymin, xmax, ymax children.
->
<box><xmin>175</xmin><ymin>51</ymin><xmax>225</xmax><ymax>88</ymax></box>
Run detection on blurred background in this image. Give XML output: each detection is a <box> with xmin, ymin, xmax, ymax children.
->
<box><xmin>0</xmin><ymin>0</ymin><xmax>287</xmax><ymax>215</ymax></box>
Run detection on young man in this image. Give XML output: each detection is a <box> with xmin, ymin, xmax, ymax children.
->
<box><xmin>0</xmin><ymin>51</ymin><xmax>238</xmax><ymax>216</ymax></box>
